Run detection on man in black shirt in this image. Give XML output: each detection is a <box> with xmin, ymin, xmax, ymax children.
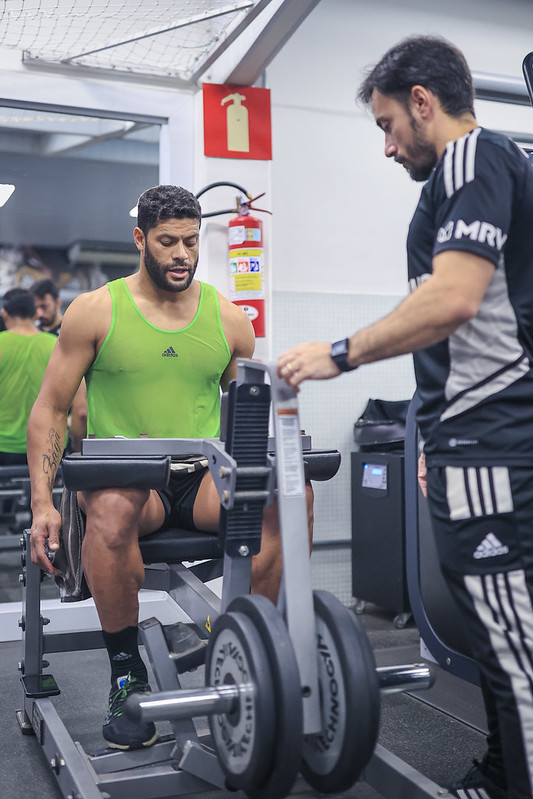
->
<box><xmin>278</xmin><ymin>35</ymin><xmax>533</xmax><ymax>799</ymax></box>
<box><xmin>31</xmin><ymin>278</ymin><xmax>63</xmax><ymax>336</ymax></box>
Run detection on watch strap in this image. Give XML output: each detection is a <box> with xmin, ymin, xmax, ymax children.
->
<box><xmin>330</xmin><ymin>338</ymin><xmax>357</xmax><ymax>372</ymax></box>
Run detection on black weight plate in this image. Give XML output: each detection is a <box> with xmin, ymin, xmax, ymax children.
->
<box><xmin>301</xmin><ymin>590</ymin><xmax>380</xmax><ymax>793</ymax></box>
<box><xmin>205</xmin><ymin>609</ymin><xmax>276</xmax><ymax>791</ymax></box>
<box><xmin>228</xmin><ymin>594</ymin><xmax>303</xmax><ymax>799</ymax></box>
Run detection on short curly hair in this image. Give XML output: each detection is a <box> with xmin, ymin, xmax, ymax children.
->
<box><xmin>136</xmin><ymin>185</ymin><xmax>202</xmax><ymax>235</ymax></box>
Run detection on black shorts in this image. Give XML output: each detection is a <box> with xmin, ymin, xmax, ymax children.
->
<box><xmin>156</xmin><ymin>467</ymin><xmax>209</xmax><ymax>532</ymax></box>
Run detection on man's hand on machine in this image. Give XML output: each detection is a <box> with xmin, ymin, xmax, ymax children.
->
<box><xmin>277</xmin><ymin>341</ymin><xmax>342</xmax><ymax>387</ymax></box>
<box><xmin>417</xmin><ymin>453</ymin><xmax>428</xmax><ymax>498</ymax></box>
<box><xmin>30</xmin><ymin>508</ymin><xmax>62</xmax><ymax>576</ymax></box>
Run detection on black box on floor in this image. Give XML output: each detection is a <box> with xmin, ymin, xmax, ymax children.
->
<box><xmin>351</xmin><ymin>451</ymin><xmax>410</xmax><ymax>622</ymax></box>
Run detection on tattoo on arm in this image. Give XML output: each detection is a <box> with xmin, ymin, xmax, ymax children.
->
<box><xmin>42</xmin><ymin>428</ymin><xmax>63</xmax><ymax>491</ymax></box>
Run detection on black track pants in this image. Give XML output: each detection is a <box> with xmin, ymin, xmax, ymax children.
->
<box><xmin>427</xmin><ymin>465</ymin><xmax>533</xmax><ymax>799</ymax></box>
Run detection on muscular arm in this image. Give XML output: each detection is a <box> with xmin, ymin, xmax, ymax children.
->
<box><xmin>68</xmin><ymin>379</ymin><xmax>88</xmax><ymax>452</ymax></box>
<box><xmin>277</xmin><ymin>251</ymin><xmax>496</xmax><ymax>385</ymax></box>
<box><xmin>218</xmin><ymin>295</ymin><xmax>255</xmax><ymax>390</ymax></box>
<box><xmin>28</xmin><ymin>289</ymin><xmax>107</xmax><ymax>571</ymax></box>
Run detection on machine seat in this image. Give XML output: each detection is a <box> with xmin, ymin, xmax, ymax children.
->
<box><xmin>139</xmin><ymin>527</ymin><xmax>223</xmax><ymax>564</ymax></box>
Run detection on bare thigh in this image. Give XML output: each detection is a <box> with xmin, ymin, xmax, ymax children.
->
<box><xmin>192</xmin><ymin>471</ymin><xmax>222</xmax><ymax>532</ymax></box>
<box><xmin>78</xmin><ymin>487</ymin><xmax>167</xmax><ymax>538</ymax></box>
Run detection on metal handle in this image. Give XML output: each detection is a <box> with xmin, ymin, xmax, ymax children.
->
<box><xmin>125</xmin><ymin>683</ymin><xmax>251</xmax><ymax>723</ymax></box>
<box><xmin>377</xmin><ymin>663</ymin><xmax>434</xmax><ymax>694</ymax></box>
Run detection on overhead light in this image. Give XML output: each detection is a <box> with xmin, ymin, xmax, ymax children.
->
<box><xmin>0</xmin><ymin>184</ymin><xmax>15</xmax><ymax>207</ymax></box>
<box><xmin>129</xmin><ymin>205</ymin><xmax>137</xmax><ymax>218</ymax></box>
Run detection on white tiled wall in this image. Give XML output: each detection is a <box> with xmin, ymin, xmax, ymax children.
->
<box><xmin>272</xmin><ymin>290</ymin><xmax>417</xmax><ymax>545</ymax></box>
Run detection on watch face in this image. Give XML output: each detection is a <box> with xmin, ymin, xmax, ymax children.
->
<box><xmin>330</xmin><ymin>339</ymin><xmax>354</xmax><ymax>371</ymax></box>
<box><xmin>331</xmin><ymin>339</ymin><xmax>348</xmax><ymax>358</ymax></box>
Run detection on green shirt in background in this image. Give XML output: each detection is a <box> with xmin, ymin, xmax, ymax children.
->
<box><xmin>0</xmin><ymin>331</ymin><xmax>57</xmax><ymax>452</ymax></box>
<box><xmin>86</xmin><ymin>279</ymin><xmax>231</xmax><ymax>439</ymax></box>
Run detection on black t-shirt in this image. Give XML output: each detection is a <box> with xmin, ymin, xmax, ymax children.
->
<box><xmin>408</xmin><ymin>127</ymin><xmax>533</xmax><ymax>465</ymax></box>
<box><xmin>37</xmin><ymin>321</ymin><xmax>61</xmax><ymax>337</ymax></box>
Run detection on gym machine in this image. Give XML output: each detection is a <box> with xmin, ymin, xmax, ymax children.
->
<box><xmin>0</xmin><ymin>464</ymin><xmax>62</xmax><ymax>551</ymax></box>
<box><xmin>0</xmin><ymin>465</ymin><xmax>32</xmax><ymax>549</ymax></box>
<box><xmin>17</xmin><ymin>360</ymin><xmax>442</xmax><ymax>799</ymax></box>
<box><xmin>405</xmin><ymin>392</ymin><xmax>479</xmax><ymax>686</ymax></box>
<box><xmin>404</xmin><ymin>393</ymin><xmax>488</xmax><ymax>737</ymax></box>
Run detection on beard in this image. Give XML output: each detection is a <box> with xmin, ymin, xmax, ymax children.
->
<box><xmin>398</xmin><ymin>114</ymin><xmax>439</xmax><ymax>182</ymax></box>
<box><xmin>143</xmin><ymin>241</ymin><xmax>198</xmax><ymax>292</ymax></box>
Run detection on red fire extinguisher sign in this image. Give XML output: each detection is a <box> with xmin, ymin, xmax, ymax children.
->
<box><xmin>203</xmin><ymin>83</ymin><xmax>272</xmax><ymax>160</ymax></box>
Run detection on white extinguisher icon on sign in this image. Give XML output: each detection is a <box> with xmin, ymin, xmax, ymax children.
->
<box><xmin>221</xmin><ymin>92</ymin><xmax>250</xmax><ymax>152</ymax></box>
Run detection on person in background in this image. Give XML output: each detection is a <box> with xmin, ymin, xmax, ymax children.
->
<box><xmin>31</xmin><ymin>278</ymin><xmax>87</xmax><ymax>451</ymax></box>
<box><xmin>278</xmin><ymin>35</ymin><xmax>533</xmax><ymax>799</ymax></box>
<box><xmin>31</xmin><ymin>278</ymin><xmax>63</xmax><ymax>335</ymax></box>
<box><xmin>0</xmin><ymin>288</ymin><xmax>56</xmax><ymax>465</ymax></box>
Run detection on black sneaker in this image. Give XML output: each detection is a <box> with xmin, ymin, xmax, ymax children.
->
<box><xmin>102</xmin><ymin>673</ymin><xmax>159</xmax><ymax>750</ymax></box>
<box><xmin>447</xmin><ymin>756</ymin><xmax>507</xmax><ymax>799</ymax></box>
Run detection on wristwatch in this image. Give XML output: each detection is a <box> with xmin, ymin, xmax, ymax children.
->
<box><xmin>330</xmin><ymin>338</ymin><xmax>357</xmax><ymax>372</ymax></box>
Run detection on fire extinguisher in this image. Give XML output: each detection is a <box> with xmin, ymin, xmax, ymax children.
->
<box><xmin>195</xmin><ymin>182</ymin><xmax>270</xmax><ymax>339</ymax></box>
<box><xmin>228</xmin><ymin>205</ymin><xmax>265</xmax><ymax>337</ymax></box>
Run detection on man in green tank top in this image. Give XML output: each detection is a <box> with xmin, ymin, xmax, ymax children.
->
<box><xmin>0</xmin><ymin>288</ymin><xmax>56</xmax><ymax>465</ymax></box>
<box><xmin>27</xmin><ymin>185</ymin><xmax>314</xmax><ymax>751</ymax></box>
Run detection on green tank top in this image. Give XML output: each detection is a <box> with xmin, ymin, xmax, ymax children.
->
<box><xmin>86</xmin><ymin>279</ymin><xmax>231</xmax><ymax>439</ymax></box>
<box><xmin>0</xmin><ymin>331</ymin><xmax>57</xmax><ymax>452</ymax></box>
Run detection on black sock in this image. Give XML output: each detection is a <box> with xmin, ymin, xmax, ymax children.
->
<box><xmin>101</xmin><ymin>625</ymin><xmax>149</xmax><ymax>685</ymax></box>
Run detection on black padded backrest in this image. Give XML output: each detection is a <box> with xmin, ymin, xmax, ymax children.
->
<box><xmin>61</xmin><ymin>454</ymin><xmax>170</xmax><ymax>491</ymax></box>
<box><xmin>302</xmin><ymin>450</ymin><xmax>341</xmax><ymax>481</ymax></box>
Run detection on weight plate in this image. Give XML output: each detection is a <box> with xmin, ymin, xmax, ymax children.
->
<box><xmin>228</xmin><ymin>594</ymin><xmax>303</xmax><ymax>799</ymax></box>
<box><xmin>301</xmin><ymin>590</ymin><xmax>380</xmax><ymax>793</ymax></box>
<box><xmin>205</xmin><ymin>609</ymin><xmax>276</xmax><ymax>791</ymax></box>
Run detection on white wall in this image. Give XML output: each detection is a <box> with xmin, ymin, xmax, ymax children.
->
<box><xmin>264</xmin><ymin>0</ymin><xmax>533</xmax><ymax>544</ymax></box>
<box><xmin>267</xmin><ymin>0</ymin><xmax>533</xmax><ymax>296</ymax></box>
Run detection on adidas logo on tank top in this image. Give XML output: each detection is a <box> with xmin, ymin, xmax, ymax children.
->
<box><xmin>162</xmin><ymin>346</ymin><xmax>178</xmax><ymax>357</ymax></box>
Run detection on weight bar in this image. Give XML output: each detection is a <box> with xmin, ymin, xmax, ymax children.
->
<box><xmin>126</xmin><ymin>683</ymin><xmax>244</xmax><ymax>723</ymax></box>
<box><xmin>126</xmin><ymin>662</ymin><xmax>432</xmax><ymax>724</ymax></box>
<box><xmin>376</xmin><ymin>663</ymin><xmax>433</xmax><ymax>693</ymax></box>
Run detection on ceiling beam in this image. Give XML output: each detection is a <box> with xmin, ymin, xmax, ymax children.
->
<box><xmin>196</xmin><ymin>0</ymin><xmax>322</xmax><ymax>86</ymax></box>
<box><xmin>39</xmin><ymin>132</ymin><xmax>93</xmax><ymax>155</ymax></box>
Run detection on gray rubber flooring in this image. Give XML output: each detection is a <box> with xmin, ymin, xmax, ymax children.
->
<box><xmin>0</xmin><ymin>543</ymin><xmax>488</xmax><ymax>799</ymax></box>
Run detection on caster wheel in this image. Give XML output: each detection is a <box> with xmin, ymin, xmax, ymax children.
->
<box><xmin>354</xmin><ymin>599</ymin><xmax>366</xmax><ymax>615</ymax></box>
<box><xmin>394</xmin><ymin>613</ymin><xmax>411</xmax><ymax>629</ymax></box>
